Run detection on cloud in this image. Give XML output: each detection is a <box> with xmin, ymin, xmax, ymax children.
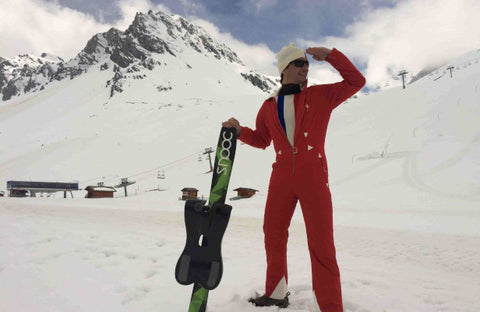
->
<box><xmin>0</xmin><ymin>0</ymin><xmax>171</xmax><ymax>60</ymax></box>
<box><xmin>301</xmin><ymin>0</ymin><xmax>480</xmax><ymax>88</ymax></box>
<box><xmin>0</xmin><ymin>0</ymin><xmax>111</xmax><ymax>59</ymax></box>
<box><xmin>2</xmin><ymin>0</ymin><xmax>477</xmax><ymax>91</ymax></box>
<box><xmin>250</xmin><ymin>0</ymin><xmax>278</xmax><ymax>14</ymax></box>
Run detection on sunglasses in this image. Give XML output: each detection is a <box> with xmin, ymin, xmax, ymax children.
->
<box><xmin>290</xmin><ymin>59</ymin><xmax>309</xmax><ymax>67</ymax></box>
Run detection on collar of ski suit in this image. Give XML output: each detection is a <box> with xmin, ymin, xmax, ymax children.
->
<box><xmin>269</xmin><ymin>80</ymin><xmax>307</xmax><ymax>99</ymax></box>
<box><xmin>278</xmin><ymin>84</ymin><xmax>301</xmax><ymax>95</ymax></box>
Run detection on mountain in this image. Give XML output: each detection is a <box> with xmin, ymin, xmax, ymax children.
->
<box><xmin>1</xmin><ymin>40</ymin><xmax>479</xmax><ymax>202</ymax></box>
<box><xmin>0</xmin><ymin>10</ymin><xmax>277</xmax><ymax>102</ymax></box>
<box><xmin>0</xmin><ymin>7</ymin><xmax>479</xmax><ymax>211</ymax></box>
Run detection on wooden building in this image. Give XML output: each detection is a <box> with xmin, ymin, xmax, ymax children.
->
<box><xmin>181</xmin><ymin>188</ymin><xmax>198</xmax><ymax>200</ymax></box>
<box><xmin>85</xmin><ymin>185</ymin><xmax>116</xmax><ymax>198</ymax></box>
<box><xmin>233</xmin><ymin>187</ymin><xmax>258</xmax><ymax>199</ymax></box>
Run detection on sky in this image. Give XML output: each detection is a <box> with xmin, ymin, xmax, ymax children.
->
<box><xmin>1</xmin><ymin>0</ymin><xmax>480</xmax><ymax>88</ymax></box>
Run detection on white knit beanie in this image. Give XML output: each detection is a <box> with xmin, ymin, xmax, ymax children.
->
<box><xmin>276</xmin><ymin>43</ymin><xmax>306</xmax><ymax>75</ymax></box>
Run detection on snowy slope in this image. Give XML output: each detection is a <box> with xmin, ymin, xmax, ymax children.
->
<box><xmin>1</xmin><ymin>199</ymin><xmax>479</xmax><ymax>312</ymax></box>
<box><xmin>325</xmin><ymin>49</ymin><xmax>480</xmax><ymax>234</ymax></box>
<box><xmin>1</xmin><ymin>10</ymin><xmax>480</xmax><ymax>311</ymax></box>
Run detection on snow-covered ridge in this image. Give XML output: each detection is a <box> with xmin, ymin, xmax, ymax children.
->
<box><xmin>420</xmin><ymin>49</ymin><xmax>480</xmax><ymax>82</ymax></box>
<box><xmin>0</xmin><ymin>53</ymin><xmax>67</xmax><ymax>101</ymax></box>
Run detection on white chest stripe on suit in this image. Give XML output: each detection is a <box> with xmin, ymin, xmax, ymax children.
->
<box><xmin>283</xmin><ymin>94</ymin><xmax>295</xmax><ymax>146</ymax></box>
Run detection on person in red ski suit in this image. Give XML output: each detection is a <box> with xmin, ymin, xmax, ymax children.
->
<box><xmin>223</xmin><ymin>43</ymin><xmax>365</xmax><ymax>311</ymax></box>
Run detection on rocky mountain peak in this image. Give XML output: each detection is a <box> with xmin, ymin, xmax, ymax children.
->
<box><xmin>76</xmin><ymin>9</ymin><xmax>243</xmax><ymax>69</ymax></box>
<box><xmin>124</xmin><ymin>10</ymin><xmax>243</xmax><ymax>64</ymax></box>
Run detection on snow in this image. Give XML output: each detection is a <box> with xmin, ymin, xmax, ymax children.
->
<box><xmin>1</xmin><ymin>197</ymin><xmax>479</xmax><ymax>312</ymax></box>
<box><xmin>1</xmin><ymin>39</ymin><xmax>480</xmax><ymax>312</ymax></box>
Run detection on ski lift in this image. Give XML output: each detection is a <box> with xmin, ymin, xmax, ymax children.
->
<box><xmin>198</xmin><ymin>154</ymin><xmax>203</xmax><ymax>162</ymax></box>
<box><xmin>157</xmin><ymin>170</ymin><xmax>166</xmax><ymax>179</ymax></box>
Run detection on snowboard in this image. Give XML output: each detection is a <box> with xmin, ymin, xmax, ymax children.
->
<box><xmin>175</xmin><ymin>127</ymin><xmax>237</xmax><ymax>312</ymax></box>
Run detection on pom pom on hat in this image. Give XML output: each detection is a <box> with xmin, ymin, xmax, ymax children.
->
<box><xmin>276</xmin><ymin>43</ymin><xmax>306</xmax><ymax>75</ymax></box>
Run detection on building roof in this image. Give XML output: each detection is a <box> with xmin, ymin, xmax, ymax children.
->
<box><xmin>233</xmin><ymin>187</ymin><xmax>259</xmax><ymax>192</ymax></box>
<box><xmin>181</xmin><ymin>188</ymin><xmax>198</xmax><ymax>191</ymax></box>
<box><xmin>7</xmin><ymin>180</ymin><xmax>79</xmax><ymax>191</ymax></box>
<box><xmin>85</xmin><ymin>186</ymin><xmax>116</xmax><ymax>192</ymax></box>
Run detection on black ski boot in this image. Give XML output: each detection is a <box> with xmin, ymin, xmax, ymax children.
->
<box><xmin>248</xmin><ymin>292</ymin><xmax>290</xmax><ymax>308</ymax></box>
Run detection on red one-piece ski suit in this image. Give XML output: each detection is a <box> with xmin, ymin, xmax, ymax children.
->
<box><xmin>239</xmin><ymin>48</ymin><xmax>365</xmax><ymax>312</ymax></box>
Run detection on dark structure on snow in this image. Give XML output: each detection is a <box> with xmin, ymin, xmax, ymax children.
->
<box><xmin>6</xmin><ymin>181</ymin><xmax>78</xmax><ymax>198</ymax></box>
<box><xmin>181</xmin><ymin>188</ymin><xmax>198</xmax><ymax>200</ymax></box>
<box><xmin>233</xmin><ymin>187</ymin><xmax>258</xmax><ymax>199</ymax></box>
<box><xmin>85</xmin><ymin>183</ymin><xmax>116</xmax><ymax>198</ymax></box>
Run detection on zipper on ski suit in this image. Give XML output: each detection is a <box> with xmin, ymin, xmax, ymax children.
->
<box><xmin>291</xmin><ymin>93</ymin><xmax>308</xmax><ymax>174</ymax></box>
<box><xmin>274</xmin><ymin>92</ymin><xmax>308</xmax><ymax>174</ymax></box>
